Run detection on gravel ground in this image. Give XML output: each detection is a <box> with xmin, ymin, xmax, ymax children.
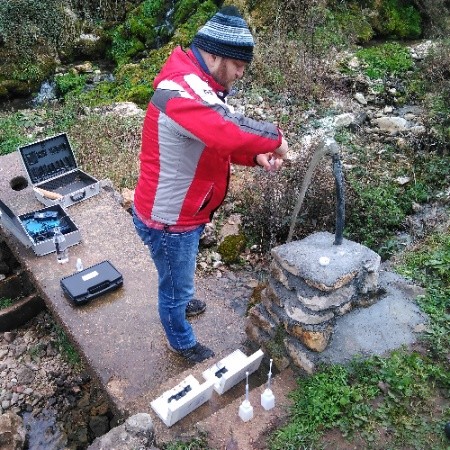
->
<box><xmin>0</xmin><ymin>311</ymin><xmax>113</xmax><ymax>449</ymax></box>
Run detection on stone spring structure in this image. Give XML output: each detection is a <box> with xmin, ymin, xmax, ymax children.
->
<box><xmin>246</xmin><ymin>231</ymin><xmax>382</xmax><ymax>374</ymax></box>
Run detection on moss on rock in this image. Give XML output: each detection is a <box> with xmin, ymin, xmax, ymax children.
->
<box><xmin>217</xmin><ymin>234</ymin><xmax>247</xmax><ymax>264</ymax></box>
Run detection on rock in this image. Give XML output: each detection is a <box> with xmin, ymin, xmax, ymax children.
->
<box><xmin>297</xmin><ymin>285</ymin><xmax>355</xmax><ymax>312</ymax></box>
<box><xmin>0</xmin><ymin>411</ymin><xmax>26</xmax><ymax>450</ymax></box>
<box><xmin>109</xmin><ymin>102</ymin><xmax>144</xmax><ymax>117</ymax></box>
<box><xmin>3</xmin><ymin>332</ymin><xmax>16</xmax><ymax>343</ymax></box>
<box><xmin>333</xmin><ymin>113</ymin><xmax>355</xmax><ymax>128</ymax></box>
<box><xmin>120</xmin><ymin>188</ymin><xmax>134</xmax><ymax>211</ymax></box>
<box><xmin>15</xmin><ymin>367</ymin><xmax>35</xmax><ymax>385</ymax></box>
<box><xmin>218</xmin><ymin>214</ymin><xmax>243</xmax><ymax>243</ymax></box>
<box><xmin>284</xmin><ymin>338</ymin><xmax>316</xmax><ymax>374</ymax></box>
<box><xmin>371</xmin><ymin>116</ymin><xmax>409</xmax><ymax>133</ymax></box>
<box><xmin>288</xmin><ymin>324</ymin><xmax>334</xmax><ymax>352</ymax></box>
<box><xmin>200</xmin><ymin>222</ymin><xmax>217</xmax><ymax>247</ymax></box>
<box><xmin>354</xmin><ymin>93</ymin><xmax>367</xmax><ymax>105</ymax></box>
<box><xmin>74</xmin><ymin>62</ymin><xmax>94</xmax><ymax>73</ymax></box>
<box><xmin>285</xmin><ymin>304</ymin><xmax>334</xmax><ymax>326</ymax></box>
<box><xmin>87</xmin><ymin>413</ymin><xmax>155</xmax><ymax>450</ymax></box>
<box><xmin>395</xmin><ymin>176</ymin><xmax>411</xmax><ymax>186</ymax></box>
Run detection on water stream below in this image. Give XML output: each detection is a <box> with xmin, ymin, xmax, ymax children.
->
<box><xmin>22</xmin><ymin>408</ymin><xmax>67</xmax><ymax>450</ymax></box>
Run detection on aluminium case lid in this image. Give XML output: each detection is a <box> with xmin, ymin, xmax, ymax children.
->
<box><xmin>0</xmin><ymin>199</ymin><xmax>32</xmax><ymax>248</ymax></box>
<box><xmin>18</xmin><ymin>133</ymin><xmax>78</xmax><ymax>185</ymax></box>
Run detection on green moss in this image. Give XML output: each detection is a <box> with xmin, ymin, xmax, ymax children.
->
<box><xmin>120</xmin><ymin>84</ymin><xmax>152</xmax><ymax>106</ymax></box>
<box><xmin>265</xmin><ymin>325</ymin><xmax>287</xmax><ymax>361</ymax></box>
<box><xmin>311</xmin><ymin>5</ymin><xmax>374</xmax><ymax>51</ymax></box>
<box><xmin>0</xmin><ymin>297</ymin><xmax>14</xmax><ymax>309</ymax></box>
<box><xmin>110</xmin><ymin>30</ymin><xmax>146</xmax><ymax>65</ymax></box>
<box><xmin>378</xmin><ymin>0</ymin><xmax>422</xmax><ymax>39</ymax></box>
<box><xmin>217</xmin><ymin>234</ymin><xmax>247</xmax><ymax>264</ymax></box>
<box><xmin>109</xmin><ymin>0</ymin><xmax>167</xmax><ymax>65</ymax></box>
<box><xmin>172</xmin><ymin>1</ymin><xmax>218</xmax><ymax>47</ymax></box>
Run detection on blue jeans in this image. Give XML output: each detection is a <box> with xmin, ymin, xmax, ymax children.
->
<box><xmin>132</xmin><ymin>209</ymin><xmax>204</xmax><ymax>351</ymax></box>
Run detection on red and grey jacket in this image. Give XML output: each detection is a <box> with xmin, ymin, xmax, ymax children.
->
<box><xmin>133</xmin><ymin>46</ymin><xmax>282</xmax><ymax>227</ymax></box>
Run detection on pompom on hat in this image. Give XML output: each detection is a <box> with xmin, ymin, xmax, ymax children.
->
<box><xmin>192</xmin><ymin>6</ymin><xmax>254</xmax><ymax>63</ymax></box>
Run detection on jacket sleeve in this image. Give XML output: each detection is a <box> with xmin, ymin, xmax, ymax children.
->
<box><xmin>151</xmin><ymin>78</ymin><xmax>282</xmax><ymax>165</ymax></box>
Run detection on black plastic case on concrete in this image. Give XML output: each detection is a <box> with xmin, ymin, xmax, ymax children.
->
<box><xmin>0</xmin><ymin>199</ymin><xmax>81</xmax><ymax>256</ymax></box>
<box><xmin>18</xmin><ymin>133</ymin><xmax>100</xmax><ymax>207</ymax></box>
<box><xmin>60</xmin><ymin>260</ymin><xmax>123</xmax><ymax>305</ymax></box>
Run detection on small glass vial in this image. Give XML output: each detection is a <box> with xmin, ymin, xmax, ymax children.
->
<box><xmin>53</xmin><ymin>227</ymin><xmax>69</xmax><ymax>264</ymax></box>
<box><xmin>76</xmin><ymin>258</ymin><xmax>84</xmax><ymax>272</ymax></box>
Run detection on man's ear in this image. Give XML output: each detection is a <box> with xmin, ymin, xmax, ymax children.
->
<box><xmin>198</xmin><ymin>48</ymin><xmax>220</xmax><ymax>71</ymax></box>
<box><xmin>206</xmin><ymin>52</ymin><xmax>218</xmax><ymax>67</ymax></box>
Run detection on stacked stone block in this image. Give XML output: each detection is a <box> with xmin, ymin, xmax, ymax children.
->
<box><xmin>245</xmin><ymin>232</ymin><xmax>382</xmax><ymax>373</ymax></box>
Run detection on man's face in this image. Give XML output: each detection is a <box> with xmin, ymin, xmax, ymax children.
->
<box><xmin>210</xmin><ymin>56</ymin><xmax>248</xmax><ymax>91</ymax></box>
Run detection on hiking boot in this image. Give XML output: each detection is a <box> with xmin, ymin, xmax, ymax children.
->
<box><xmin>168</xmin><ymin>342</ymin><xmax>215</xmax><ymax>364</ymax></box>
<box><xmin>186</xmin><ymin>299</ymin><xmax>206</xmax><ymax>317</ymax></box>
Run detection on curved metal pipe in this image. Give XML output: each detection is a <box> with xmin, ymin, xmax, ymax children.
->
<box><xmin>332</xmin><ymin>152</ymin><xmax>345</xmax><ymax>245</ymax></box>
<box><xmin>286</xmin><ymin>137</ymin><xmax>345</xmax><ymax>245</ymax></box>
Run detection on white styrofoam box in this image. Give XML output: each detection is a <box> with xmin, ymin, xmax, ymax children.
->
<box><xmin>150</xmin><ymin>375</ymin><xmax>214</xmax><ymax>427</ymax></box>
<box><xmin>202</xmin><ymin>349</ymin><xmax>264</xmax><ymax>395</ymax></box>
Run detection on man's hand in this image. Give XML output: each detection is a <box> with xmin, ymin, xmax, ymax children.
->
<box><xmin>255</xmin><ymin>152</ymin><xmax>283</xmax><ymax>172</ymax></box>
<box><xmin>255</xmin><ymin>137</ymin><xmax>289</xmax><ymax>172</ymax></box>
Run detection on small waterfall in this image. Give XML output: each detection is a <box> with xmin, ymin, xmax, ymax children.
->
<box><xmin>155</xmin><ymin>2</ymin><xmax>176</xmax><ymax>48</ymax></box>
<box><xmin>32</xmin><ymin>80</ymin><xmax>57</xmax><ymax>106</ymax></box>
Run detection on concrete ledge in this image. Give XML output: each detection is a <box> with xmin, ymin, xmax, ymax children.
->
<box><xmin>0</xmin><ymin>293</ymin><xmax>46</xmax><ymax>332</ymax></box>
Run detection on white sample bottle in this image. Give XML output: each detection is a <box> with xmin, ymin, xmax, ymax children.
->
<box><xmin>261</xmin><ymin>358</ymin><xmax>275</xmax><ymax>410</ymax></box>
<box><xmin>53</xmin><ymin>227</ymin><xmax>69</xmax><ymax>264</ymax></box>
<box><xmin>238</xmin><ymin>371</ymin><xmax>253</xmax><ymax>422</ymax></box>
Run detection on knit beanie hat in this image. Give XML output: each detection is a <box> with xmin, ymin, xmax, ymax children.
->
<box><xmin>192</xmin><ymin>6</ymin><xmax>254</xmax><ymax>63</ymax></box>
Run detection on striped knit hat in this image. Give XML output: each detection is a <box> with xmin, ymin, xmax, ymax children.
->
<box><xmin>192</xmin><ymin>6</ymin><xmax>254</xmax><ymax>63</ymax></box>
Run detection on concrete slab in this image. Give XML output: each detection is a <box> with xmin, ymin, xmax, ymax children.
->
<box><xmin>319</xmin><ymin>269</ymin><xmax>428</xmax><ymax>364</ymax></box>
<box><xmin>0</xmin><ymin>151</ymin><xmax>252</xmax><ymax>437</ymax></box>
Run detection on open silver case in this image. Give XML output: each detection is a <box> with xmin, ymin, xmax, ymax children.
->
<box><xmin>0</xmin><ymin>200</ymin><xmax>81</xmax><ymax>256</ymax></box>
<box><xmin>18</xmin><ymin>133</ymin><xmax>99</xmax><ymax>208</ymax></box>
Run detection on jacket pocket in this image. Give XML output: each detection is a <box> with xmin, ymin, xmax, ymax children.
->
<box><xmin>195</xmin><ymin>184</ymin><xmax>214</xmax><ymax>215</ymax></box>
<box><xmin>182</xmin><ymin>181</ymin><xmax>214</xmax><ymax>217</ymax></box>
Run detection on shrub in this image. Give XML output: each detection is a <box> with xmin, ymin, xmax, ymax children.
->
<box><xmin>377</xmin><ymin>0</ymin><xmax>422</xmax><ymax>38</ymax></box>
<box><xmin>0</xmin><ymin>297</ymin><xmax>14</xmax><ymax>309</ymax></box>
<box><xmin>237</xmin><ymin>147</ymin><xmax>337</xmax><ymax>252</ymax></box>
<box><xmin>356</xmin><ymin>42</ymin><xmax>414</xmax><ymax>80</ymax></box>
<box><xmin>55</xmin><ymin>72</ymin><xmax>87</xmax><ymax>97</ymax></box>
<box><xmin>419</xmin><ymin>39</ymin><xmax>450</xmax><ymax>150</ymax></box>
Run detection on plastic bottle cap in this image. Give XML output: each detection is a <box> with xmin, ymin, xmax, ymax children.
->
<box><xmin>319</xmin><ymin>256</ymin><xmax>330</xmax><ymax>266</ymax></box>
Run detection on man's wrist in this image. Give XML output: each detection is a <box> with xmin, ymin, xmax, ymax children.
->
<box><xmin>274</xmin><ymin>148</ymin><xmax>287</xmax><ymax>157</ymax></box>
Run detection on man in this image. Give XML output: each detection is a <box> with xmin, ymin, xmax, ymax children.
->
<box><xmin>133</xmin><ymin>5</ymin><xmax>289</xmax><ymax>364</ymax></box>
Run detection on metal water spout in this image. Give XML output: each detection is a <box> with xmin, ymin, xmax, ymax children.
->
<box><xmin>286</xmin><ymin>137</ymin><xmax>345</xmax><ymax>245</ymax></box>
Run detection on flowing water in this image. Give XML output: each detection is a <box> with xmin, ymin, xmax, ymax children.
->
<box><xmin>22</xmin><ymin>408</ymin><xmax>67</xmax><ymax>449</ymax></box>
<box><xmin>32</xmin><ymin>81</ymin><xmax>57</xmax><ymax>106</ymax></box>
<box><xmin>287</xmin><ymin>137</ymin><xmax>340</xmax><ymax>243</ymax></box>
